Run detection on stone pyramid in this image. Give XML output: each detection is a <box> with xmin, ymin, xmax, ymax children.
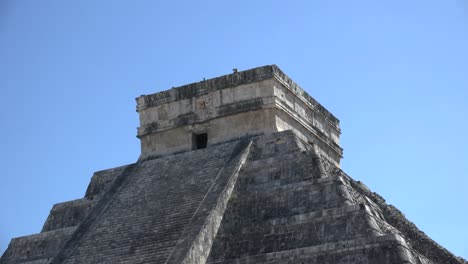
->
<box><xmin>1</xmin><ymin>65</ymin><xmax>465</xmax><ymax>264</ymax></box>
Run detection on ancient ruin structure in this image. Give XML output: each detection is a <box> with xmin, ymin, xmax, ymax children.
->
<box><xmin>1</xmin><ymin>65</ymin><xmax>465</xmax><ymax>263</ymax></box>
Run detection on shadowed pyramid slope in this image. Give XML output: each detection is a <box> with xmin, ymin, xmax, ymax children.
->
<box><xmin>56</xmin><ymin>140</ymin><xmax>251</xmax><ymax>264</ymax></box>
<box><xmin>207</xmin><ymin>131</ymin><xmax>466</xmax><ymax>264</ymax></box>
<box><xmin>1</xmin><ymin>139</ymin><xmax>252</xmax><ymax>264</ymax></box>
<box><xmin>2</xmin><ymin>131</ymin><xmax>465</xmax><ymax>264</ymax></box>
<box><xmin>2</xmin><ymin>64</ymin><xmax>466</xmax><ymax>264</ymax></box>
<box><xmin>0</xmin><ymin>163</ymin><xmax>134</xmax><ymax>264</ymax></box>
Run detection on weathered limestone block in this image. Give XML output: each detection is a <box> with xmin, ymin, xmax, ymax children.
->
<box><xmin>41</xmin><ymin>198</ymin><xmax>96</xmax><ymax>232</ymax></box>
<box><xmin>136</xmin><ymin>65</ymin><xmax>342</xmax><ymax>165</ymax></box>
<box><xmin>55</xmin><ymin>140</ymin><xmax>251</xmax><ymax>264</ymax></box>
<box><xmin>84</xmin><ymin>164</ymin><xmax>130</xmax><ymax>199</ymax></box>
<box><xmin>2</xmin><ymin>65</ymin><xmax>465</xmax><ymax>264</ymax></box>
<box><xmin>165</xmin><ymin>140</ymin><xmax>252</xmax><ymax>264</ymax></box>
<box><xmin>1</xmin><ymin>227</ymin><xmax>76</xmax><ymax>264</ymax></box>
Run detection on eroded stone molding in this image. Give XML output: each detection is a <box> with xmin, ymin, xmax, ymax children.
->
<box><xmin>135</xmin><ymin>65</ymin><xmax>343</xmax><ymax>165</ymax></box>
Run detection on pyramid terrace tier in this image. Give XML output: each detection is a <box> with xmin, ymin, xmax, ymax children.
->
<box><xmin>2</xmin><ymin>131</ymin><xmax>465</xmax><ymax>264</ymax></box>
<box><xmin>135</xmin><ymin>65</ymin><xmax>342</xmax><ymax>166</ymax></box>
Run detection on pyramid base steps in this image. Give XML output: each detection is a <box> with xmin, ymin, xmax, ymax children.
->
<box><xmin>1</xmin><ymin>227</ymin><xmax>76</xmax><ymax>264</ymax></box>
<box><xmin>208</xmin><ymin>234</ymin><xmax>434</xmax><ymax>264</ymax></box>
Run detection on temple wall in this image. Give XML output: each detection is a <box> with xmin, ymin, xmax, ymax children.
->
<box><xmin>136</xmin><ymin>65</ymin><xmax>342</xmax><ymax>164</ymax></box>
<box><xmin>139</xmin><ymin>108</ymin><xmax>276</xmax><ymax>160</ymax></box>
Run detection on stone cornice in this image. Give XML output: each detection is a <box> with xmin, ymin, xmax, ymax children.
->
<box><xmin>136</xmin><ymin>65</ymin><xmax>339</xmax><ymax>129</ymax></box>
<box><xmin>137</xmin><ymin>96</ymin><xmax>343</xmax><ymax>158</ymax></box>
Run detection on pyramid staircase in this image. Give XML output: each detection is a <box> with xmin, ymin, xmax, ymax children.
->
<box><xmin>1</xmin><ymin>131</ymin><xmax>465</xmax><ymax>264</ymax></box>
<box><xmin>207</xmin><ymin>132</ymin><xmax>424</xmax><ymax>263</ymax></box>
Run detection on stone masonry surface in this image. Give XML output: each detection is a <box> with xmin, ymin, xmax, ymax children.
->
<box><xmin>135</xmin><ymin>65</ymin><xmax>342</xmax><ymax>165</ymax></box>
<box><xmin>2</xmin><ymin>65</ymin><xmax>466</xmax><ymax>264</ymax></box>
<box><xmin>2</xmin><ymin>131</ymin><xmax>466</xmax><ymax>263</ymax></box>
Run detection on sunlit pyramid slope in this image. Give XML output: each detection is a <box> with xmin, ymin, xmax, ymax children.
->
<box><xmin>1</xmin><ymin>65</ymin><xmax>465</xmax><ymax>264</ymax></box>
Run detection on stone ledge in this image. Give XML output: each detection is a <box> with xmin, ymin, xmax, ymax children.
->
<box><xmin>1</xmin><ymin>227</ymin><xmax>76</xmax><ymax>264</ymax></box>
<box><xmin>266</xmin><ymin>204</ymin><xmax>362</xmax><ymax>226</ymax></box>
<box><xmin>274</xmin><ymin>98</ymin><xmax>342</xmax><ymax>155</ymax></box>
<box><xmin>42</xmin><ymin>198</ymin><xmax>96</xmax><ymax>232</ymax></box>
<box><xmin>137</xmin><ymin>97</ymin><xmax>273</xmax><ymax>138</ymax></box>
<box><xmin>165</xmin><ymin>140</ymin><xmax>252</xmax><ymax>264</ymax></box>
<box><xmin>14</xmin><ymin>260</ymin><xmax>49</xmax><ymax>264</ymax></box>
<box><xmin>50</xmin><ymin>164</ymin><xmax>138</xmax><ymax>264</ymax></box>
<box><xmin>84</xmin><ymin>164</ymin><xmax>131</xmax><ymax>199</ymax></box>
<box><xmin>136</xmin><ymin>66</ymin><xmax>275</xmax><ymax>110</ymax></box>
<box><xmin>136</xmin><ymin>65</ymin><xmax>339</xmax><ymax>128</ymax></box>
<box><xmin>329</xmin><ymin>165</ymin><xmax>467</xmax><ymax>264</ymax></box>
<box><xmin>208</xmin><ymin>234</ymin><xmax>415</xmax><ymax>264</ymax></box>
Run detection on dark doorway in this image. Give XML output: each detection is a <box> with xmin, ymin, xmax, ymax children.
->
<box><xmin>193</xmin><ymin>133</ymin><xmax>208</xmax><ymax>150</ymax></box>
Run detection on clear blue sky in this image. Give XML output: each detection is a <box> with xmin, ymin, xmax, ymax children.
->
<box><xmin>1</xmin><ymin>0</ymin><xmax>467</xmax><ymax>259</ymax></box>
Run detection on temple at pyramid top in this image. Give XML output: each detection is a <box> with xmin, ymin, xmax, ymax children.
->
<box><xmin>2</xmin><ymin>65</ymin><xmax>466</xmax><ymax>264</ymax></box>
<box><xmin>135</xmin><ymin>65</ymin><xmax>343</xmax><ymax>165</ymax></box>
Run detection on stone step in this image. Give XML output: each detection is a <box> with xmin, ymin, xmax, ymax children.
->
<box><xmin>240</xmin><ymin>173</ymin><xmax>338</xmax><ymax>192</ymax></box>
<box><xmin>42</xmin><ymin>198</ymin><xmax>96</xmax><ymax>232</ymax></box>
<box><xmin>227</xmin><ymin>178</ymin><xmax>349</xmax><ymax>222</ymax></box>
<box><xmin>247</xmin><ymin>131</ymin><xmax>311</xmax><ymax>161</ymax></box>
<box><xmin>57</xmin><ymin>140</ymin><xmax>244</xmax><ymax>263</ymax></box>
<box><xmin>11</xmin><ymin>259</ymin><xmax>50</xmax><ymax>264</ymax></box>
<box><xmin>84</xmin><ymin>164</ymin><xmax>131</xmax><ymax>199</ymax></box>
<box><xmin>244</xmin><ymin>150</ymin><xmax>312</xmax><ymax>169</ymax></box>
<box><xmin>209</xmin><ymin>205</ymin><xmax>379</xmax><ymax>261</ymax></box>
<box><xmin>1</xmin><ymin>227</ymin><xmax>76</xmax><ymax>264</ymax></box>
<box><xmin>208</xmin><ymin>234</ymin><xmax>418</xmax><ymax>264</ymax></box>
<box><xmin>241</xmin><ymin>152</ymin><xmax>326</xmax><ymax>187</ymax></box>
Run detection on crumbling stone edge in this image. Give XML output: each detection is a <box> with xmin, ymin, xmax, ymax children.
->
<box><xmin>164</xmin><ymin>139</ymin><xmax>253</xmax><ymax>264</ymax></box>
<box><xmin>334</xmin><ymin>168</ymin><xmax>467</xmax><ymax>264</ymax></box>
<box><xmin>49</xmin><ymin>163</ymin><xmax>138</xmax><ymax>264</ymax></box>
